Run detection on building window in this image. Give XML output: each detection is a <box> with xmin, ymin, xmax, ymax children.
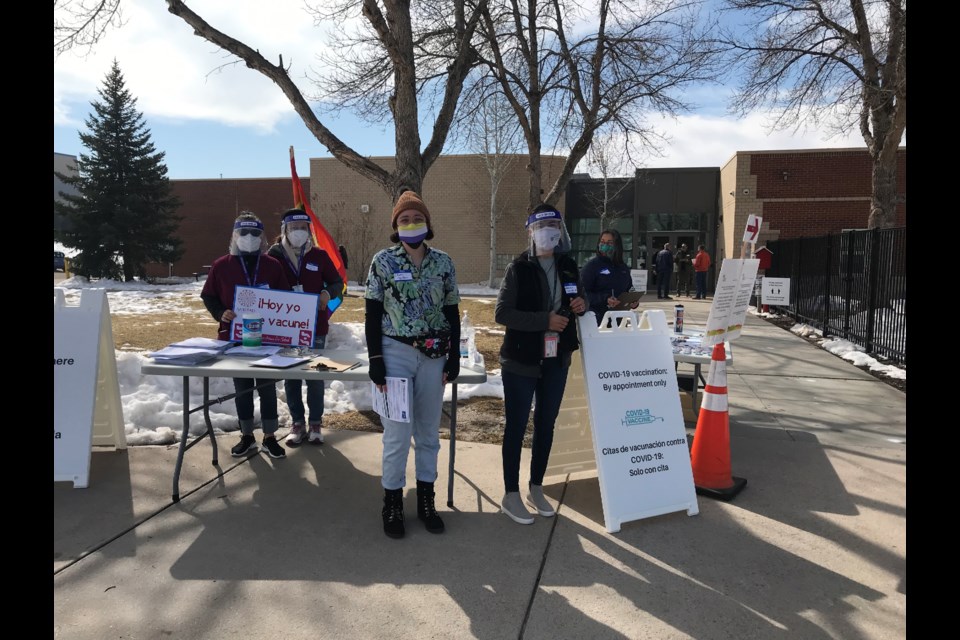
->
<box><xmin>495</xmin><ymin>253</ymin><xmax>514</xmax><ymax>272</ymax></box>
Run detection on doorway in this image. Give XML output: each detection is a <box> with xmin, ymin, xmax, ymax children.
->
<box><xmin>647</xmin><ymin>233</ymin><xmax>699</xmax><ymax>291</ymax></box>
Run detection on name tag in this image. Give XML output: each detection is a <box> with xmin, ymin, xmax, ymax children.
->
<box><xmin>394</xmin><ymin>271</ymin><xmax>413</xmax><ymax>281</ymax></box>
<box><xmin>543</xmin><ymin>332</ymin><xmax>559</xmax><ymax>358</ymax></box>
<box><xmin>563</xmin><ymin>282</ymin><xmax>578</xmax><ymax>295</ymax></box>
<box><xmin>292</xmin><ymin>284</ymin><xmax>304</xmax><ymax>293</ymax></box>
<box><xmin>256</xmin><ymin>284</ymin><xmax>270</xmax><ymax>289</ymax></box>
<box><xmin>305</xmin><ymin>262</ymin><xmax>319</xmax><ymax>272</ymax></box>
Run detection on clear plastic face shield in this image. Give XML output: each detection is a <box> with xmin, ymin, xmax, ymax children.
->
<box><xmin>526</xmin><ymin>208</ymin><xmax>572</xmax><ymax>256</ymax></box>
<box><xmin>282</xmin><ymin>212</ymin><xmax>312</xmax><ymax>248</ymax></box>
<box><xmin>233</xmin><ymin>219</ymin><xmax>265</xmax><ymax>254</ymax></box>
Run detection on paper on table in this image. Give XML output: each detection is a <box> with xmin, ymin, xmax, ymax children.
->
<box><xmin>224</xmin><ymin>344</ymin><xmax>283</xmax><ymax>357</ymax></box>
<box><xmin>250</xmin><ymin>354</ymin><xmax>312</xmax><ymax>369</ymax></box>
<box><xmin>168</xmin><ymin>337</ymin><xmax>233</xmax><ymax>350</ymax></box>
<box><xmin>371</xmin><ymin>377</ymin><xmax>410</xmax><ymax>423</ymax></box>
<box><xmin>147</xmin><ymin>346</ymin><xmax>222</xmax><ymax>365</ymax></box>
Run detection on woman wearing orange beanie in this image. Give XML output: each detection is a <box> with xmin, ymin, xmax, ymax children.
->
<box><xmin>364</xmin><ymin>189</ymin><xmax>462</xmax><ymax>539</ymax></box>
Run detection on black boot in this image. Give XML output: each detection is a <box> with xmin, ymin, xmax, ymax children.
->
<box><xmin>382</xmin><ymin>488</ymin><xmax>405</xmax><ymax>539</ymax></box>
<box><xmin>416</xmin><ymin>480</ymin><xmax>445</xmax><ymax>533</ymax></box>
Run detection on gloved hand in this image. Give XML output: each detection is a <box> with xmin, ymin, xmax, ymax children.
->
<box><xmin>444</xmin><ymin>354</ymin><xmax>460</xmax><ymax>383</ymax></box>
<box><xmin>368</xmin><ymin>357</ymin><xmax>387</xmax><ymax>386</ymax></box>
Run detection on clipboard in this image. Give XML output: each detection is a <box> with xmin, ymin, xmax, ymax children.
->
<box><xmin>250</xmin><ymin>355</ymin><xmax>313</xmax><ymax>369</ymax></box>
<box><xmin>612</xmin><ymin>290</ymin><xmax>645</xmax><ymax>310</ymax></box>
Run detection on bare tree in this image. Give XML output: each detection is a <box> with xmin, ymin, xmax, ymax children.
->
<box><xmin>55</xmin><ymin>0</ymin><xmax>125</xmax><ymax>57</ymax></box>
<box><xmin>469</xmin><ymin>0</ymin><xmax>721</xmax><ymax>212</ymax></box>
<box><xmin>455</xmin><ymin>91</ymin><xmax>524</xmax><ymax>286</ymax></box>
<box><xmin>164</xmin><ymin>0</ymin><xmax>486</xmax><ymax>200</ymax></box>
<box><xmin>719</xmin><ymin>0</ymin><xmax>906</xmax><ymax>229</ymax></box>
<box><xmin>580</xmin><ymin>127</ymin><xmax>634</xmax><ymax>231</ymax></box>
<box><xmin>319</xmin><ymin>198</ymin><xmax>380</xmax><ymax>286</ymax></box>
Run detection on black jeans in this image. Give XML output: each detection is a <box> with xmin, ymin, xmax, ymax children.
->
<box><xmin>501</xmin><ymin>358</ymin><xmax>569</xmax><ymax>493</ymax></box>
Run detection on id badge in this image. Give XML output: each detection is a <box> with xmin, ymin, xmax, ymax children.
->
<box><xmin>543</xmin><ymin>331</ymin><xmax>559</xmax><ymax>358</ymax></box>
<box><xmin>293</xmin><ymin>284</ymin><xmax>304</xmax><ymax>292</ymax></box>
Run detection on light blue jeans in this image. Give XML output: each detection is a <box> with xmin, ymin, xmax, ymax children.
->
<box><xmin>379</xmin><ymin>337</ymin><xmax>446</xmax><ymax>490</ymax></box>
<box><xmin>284</xmin><ymin>334</ymin><xmax>327</xmax><ymax>425</ymax></box>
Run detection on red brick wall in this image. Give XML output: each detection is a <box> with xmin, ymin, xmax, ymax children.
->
<box><xmin>750</xmin><ymin>149</ymin><xmax>906</xmax><ymax>237</ymax></box>
<box><xmin>144</xmin><ymin>178</ymin><xmax>306</xmax><ymax>277</ymax></box>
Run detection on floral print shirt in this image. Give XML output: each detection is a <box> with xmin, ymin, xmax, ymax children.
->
<box><xmin>364</xmin><ymin>244</ymin><xmax>460</xmax><ymax>338</ymax></box>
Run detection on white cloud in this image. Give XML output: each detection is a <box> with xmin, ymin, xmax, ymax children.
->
<box><xmin>54</xmin><ymin>0</ymin><xmax>332</xmax><ymax>133</ymax></box>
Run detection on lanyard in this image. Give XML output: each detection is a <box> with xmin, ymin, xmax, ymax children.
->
<box><xmin>280</xmin><ymin>246</ymin><xmax>306</xmax><ymax>285</ymax></box>
<box><xmin>238</xmin><ymin>254</ymin><xmax>261</xmax><ymax>287</ymax></box>
<box><xmin>538</xmin><ymin>257</ymin><xmax>560</xmax><ymax>311</ymax></box>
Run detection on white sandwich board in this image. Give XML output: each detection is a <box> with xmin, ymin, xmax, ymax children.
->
<box><xmin>577</xmin><ymin>310</ymin><xmax>699</xmax><ymax>533</ymax></box>
<box><xmin>54</xmin><ymin>288</ymin><xmax>125</xmax><ymax>488</ymax></box>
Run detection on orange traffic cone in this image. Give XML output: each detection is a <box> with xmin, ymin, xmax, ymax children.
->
<box><xmin>690</xmin><ymin>342</ymin><xmax>747</xmax><ymax>501</ymax></box>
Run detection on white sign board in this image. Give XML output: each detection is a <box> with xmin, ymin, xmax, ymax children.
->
<box><xmin>761</xmin><ymin>277</ymin><xmax>791</xmax><ymax>306</ymax></box>
<box><xmin>629</xmin><ymin>269</ymin><xmax>648</xmax><ymax>291</ymax></box>
<box><xmin>54</xmin><ymin>289</ymin><xmax>125</xmax><ymax>488</ymax></box>
<box><xmin>578</xmin><ymin>310</ymin><xmax>699</xmax><ymax>533</ymax></box>
<box><xmin>703</xmin><ymin>259</ymin><xmax>760</xmax><ymax>346</ymax></box>
<box><xmin>229</xmin><ymin>286</ymin><xmax>321</xmax><ymax>347</ymax></box>
<box><xmin>743</xmin><ymin>215</ymin><xmax>763</xmax><ymax>244</ymax></box>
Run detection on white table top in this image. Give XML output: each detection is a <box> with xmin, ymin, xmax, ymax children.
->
<box><xmin>141</xmin><ymin>348</ymin><xmax>489</xmax><ymax>383</ymax></box>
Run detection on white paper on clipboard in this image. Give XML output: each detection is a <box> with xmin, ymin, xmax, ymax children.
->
<box><xmin>371</xmin><ymin>377</ymin><xmax>410</xmax><ymax>423</ymax></box>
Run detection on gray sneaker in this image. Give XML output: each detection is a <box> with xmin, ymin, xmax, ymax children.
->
<box><xmin>501</xmin><ymin>492</ymin><xmax>534</xmax><ymax>525</ymax></box>
<box><xmin>526</xmin><ymin>484</ymin><xmax>556</xmax><ymax>517</ymax></box>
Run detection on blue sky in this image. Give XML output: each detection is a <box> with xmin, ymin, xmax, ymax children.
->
<box><xmin>54</xmin><ymin>0</ymin><xmax>874</xmax><ymax>181</ymax></box>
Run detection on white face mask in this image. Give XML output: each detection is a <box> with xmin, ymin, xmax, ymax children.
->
<box><xmin>237</xmin><ymin>235</ymin><xmax>261</xmax><ymax>253</ymax></box>
<box><xmin>287</xmin><ymin>230</ymin><xmax>310</xmax><ymax>248</ymax></box>
<box><xmin>533</xmin><ymin>228</ymin><xmax>561</xmax><ymax>251</ymax></box>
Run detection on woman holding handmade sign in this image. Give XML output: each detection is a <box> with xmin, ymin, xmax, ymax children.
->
<box><xmin>579</xmin><ymin>228</ymin><xmax>639</xmax><ymax>325</ymax></box>
<box><xmin>495</xmin><ymin>204</ymin><xmax>587</xmax><ymax>525</ymax></box>
<box><xmin>201</xmin><ymin>212</ymin><xmax>292</xmax><ymax>459</ymax></box>
<box><xmin>364</xmin><ymin>189</ymin><xmax>461</xmax><ymax>539</ymax></box>
<box><xmin>267</xmin><ymin>209</ymin><xmax>344</xmax><ymax>447</ymax></box>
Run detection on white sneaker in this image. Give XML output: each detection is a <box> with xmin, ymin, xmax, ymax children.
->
<box><xmin>525</xmin><ymin>484</ymin><xmax>556</xmax><ymax>517</ymax></box>
<box><xmin>308</xmin><ymin>423</ymin><xmax>324</xmax><ymax>444</ymax></box>
<box><xmin>501</xmin><ymin>492</ymin><xmax>534</xmax><ymax>525</ymax></box>
<box><xmin>285</xmin><ymin>422</ymin><xmax>306</xmax><ymax>446</ymax></box>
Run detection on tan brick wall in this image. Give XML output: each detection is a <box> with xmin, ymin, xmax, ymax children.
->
<box><xmin>310</xmin><ymin>155</ymin><xmax>568</xmax><ymax>285</ymax></box>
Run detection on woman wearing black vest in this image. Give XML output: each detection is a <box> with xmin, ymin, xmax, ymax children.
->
<box><xmin>495</xmin><ymin>204</ymin><xmax>587</xmax><ymax>525</ymax></box>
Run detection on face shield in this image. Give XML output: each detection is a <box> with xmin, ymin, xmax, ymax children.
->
<box><xmin>526</xmin><ymin>208</ymin><xmax>571</xmax><ymax>256</ymax></box>
<box><xmin>232</xmin><ymin>219</ymin><xmax>266</xmax><ymax>254</ymax></box>
<box><xmin>281</xmin><ymin>211</ymin><xmax>313</xmax><ymax>249</ymax></box>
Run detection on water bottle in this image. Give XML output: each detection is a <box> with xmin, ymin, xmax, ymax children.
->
<box><xmin>460</xmin><ymin>311</ymin><xmax>476</xmax><ymax>366</ymax></box>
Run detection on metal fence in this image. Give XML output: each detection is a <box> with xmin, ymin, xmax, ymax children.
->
<box><xmin>765</xmin><ymin>227</ymin><xmax>906</xmax><ymax>367</ymax></box>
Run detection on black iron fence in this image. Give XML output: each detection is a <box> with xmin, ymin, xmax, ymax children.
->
<box><xmin>765</xmin><ymin>227</ymin><xmax>906</xmax><ymax>367</ymax></box>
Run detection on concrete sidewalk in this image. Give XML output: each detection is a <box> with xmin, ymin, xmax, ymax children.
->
<box><xmin>54</xmin><ymin>301</ymin><xmax>906</xmax><ymax>639</ymax></box>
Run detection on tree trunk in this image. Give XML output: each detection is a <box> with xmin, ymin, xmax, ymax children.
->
<box><xmin>867</xmin><ymin>155</ymin><xmax>898</xmax><ymax>229</ymax></box>
<box><xmin>488</xmin><ymin>179</ymin><xmax>498</xmax><ymax>286</ymax></box>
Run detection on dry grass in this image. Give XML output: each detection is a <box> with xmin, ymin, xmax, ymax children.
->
<box><xmin>112</xmin><ymin>290</ymin><xmax>516</xmax><ymax>444</ymax></box>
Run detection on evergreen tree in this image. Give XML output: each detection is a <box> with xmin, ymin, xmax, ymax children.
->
<box><xmin>55</xmin><ymin>59</ymin><xmax>182</xmax><ymax>281</ymax></box>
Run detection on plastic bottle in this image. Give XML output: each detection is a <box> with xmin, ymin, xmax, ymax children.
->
<box><xmin>460</xmin><ymin>311</ymin><xmax>476</xmax><ymax>366</ymax></box>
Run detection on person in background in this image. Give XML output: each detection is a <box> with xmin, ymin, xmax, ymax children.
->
<box><xmin>495</xmin><ymin>204</ymin><xmax>587</xmax><ymax>525</ymax></box>
<box><xmin>579</xmin><ymin>228</ymin><xmax>638</xmax><ymax>325</ymax></box>
<box><xmin>364</xmin><ymin>189</ymin><xmax>461</xmax><ymax>539</ymax></box>
<box><xmin>267</xmin><ymin>209</ymin><xmax>344</xmax><ymax>447</ymax></box>
<box><xmin>654</xmin><ymin>242</ymin><xmax>674</xmax><ymax>300</ymax></box>
<box><xmin>694</xmin><ymin>244</ymin><xmax>712</xmax><ymax>300</ymax></box>
<box><xmin>674</xmin><ymin>243</ymin><xmax>693</xmax><ymax>297</ymax></box>
<box><xmin>200</xmin><ymin>212</ymin><xmax>292</xmax><ymax>459</ymax></box>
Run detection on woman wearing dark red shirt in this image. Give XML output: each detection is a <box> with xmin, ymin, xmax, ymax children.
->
<box><xmin>267</xmin><ymin>209</ymin><xmax>344</xmax><ymax>447</ymax></box>
<box><xmin>200</xmin><ymin>212</ymin><xmax>292</xmax><ymax>459</ymax></box>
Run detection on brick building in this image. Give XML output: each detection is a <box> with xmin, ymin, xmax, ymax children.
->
<box><xmin>79</xmin><ymin>146</ymin><xmax>903</xmax><ymax>286</ymax></box>
<box><xmin>146</xmin><ymin>177</ymin><xmax>307</xmax><ymax>279</ymax></box>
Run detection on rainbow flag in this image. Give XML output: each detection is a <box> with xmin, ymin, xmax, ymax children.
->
<box><xmin>289</xmin><ymin>146</ymin><xmax>348</xmax><ymax>312</ymax></box>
